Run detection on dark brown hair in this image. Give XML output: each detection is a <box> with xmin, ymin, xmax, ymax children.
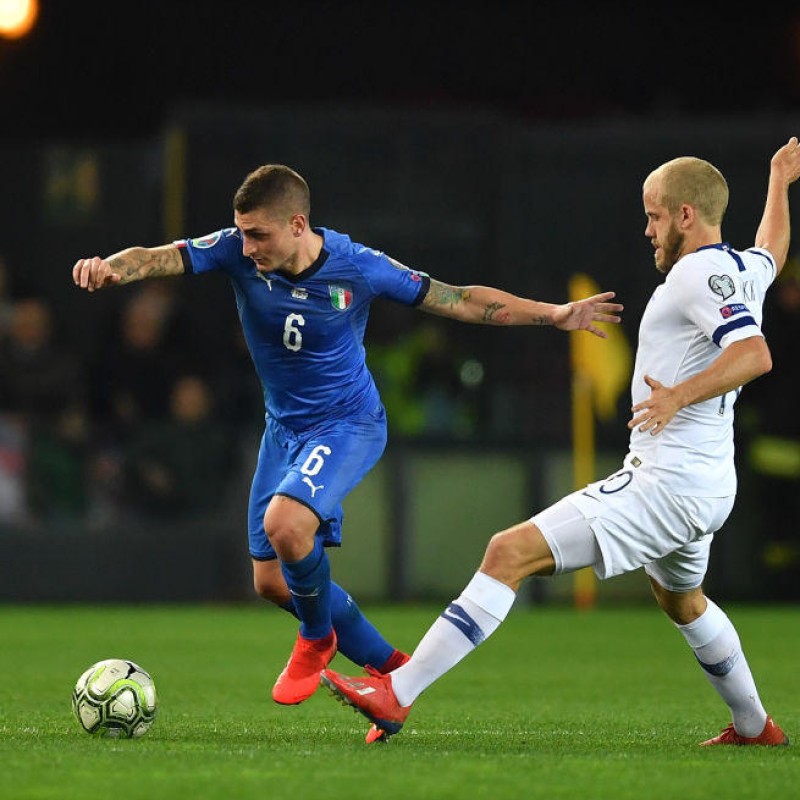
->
<box><xmin>233</xmin><ymin>164</ymin><xmax>310</xmax><ymax>218</ymax></box>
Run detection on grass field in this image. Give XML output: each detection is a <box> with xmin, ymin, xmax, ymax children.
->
<box><xmin>0</xmin><ymin>603</ymin><xmax>797</xmax><ymax>800</ymax></box>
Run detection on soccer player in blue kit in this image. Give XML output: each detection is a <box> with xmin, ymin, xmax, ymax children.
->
<box><xmin>73</xmin><ymin>164</ymin><xmax>622</xmax><ymax>706</ymax></box>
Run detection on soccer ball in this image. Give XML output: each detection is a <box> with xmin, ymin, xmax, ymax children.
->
<box><xmin>71</xmin><ymin>658</ymin><xmax>158</xmax><ymax>738</ymax></box>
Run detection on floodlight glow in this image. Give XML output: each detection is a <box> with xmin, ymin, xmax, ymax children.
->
<box><xmin>0</xmin><ymin>0</ymin><xmax>38</xmax><ymax>39</ymax></box>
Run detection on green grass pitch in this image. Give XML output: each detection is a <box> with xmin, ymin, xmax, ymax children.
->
<box><xmin>0</xmin><ymin>603</ymin><xmax>797</xmax><ymax>799</ymax></box>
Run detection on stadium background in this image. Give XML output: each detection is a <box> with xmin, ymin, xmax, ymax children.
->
<box><xmin>2</xmin><ymin>2</ymin><xmax>800</xmax><ymax>605</ymax></box>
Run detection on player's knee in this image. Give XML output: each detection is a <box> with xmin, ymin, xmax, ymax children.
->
<box><xmin>263</xmin><ymin>515</ymin><xmax>307</xmax><ymax>558</ymax></box>
<box><xmin>264</xmin><ymin>527</ymin><xmax>310</xmax><ymax>562</ymax></box>
<box><xmin>263</xmin><ymin>499</ymin><xmax>318</xmax><ymax>561</ymax></box>
<box><xmin>481</xmin><ymin>527</ymin><xmax>550</xmax><ymax>585</ymax></box>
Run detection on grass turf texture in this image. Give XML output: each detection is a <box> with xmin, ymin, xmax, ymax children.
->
<box><xmin>0</xmin><ymin>604</ymin><xmax>797</xmax><ymax>800</ymax></box>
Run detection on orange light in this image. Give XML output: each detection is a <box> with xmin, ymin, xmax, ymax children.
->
<box><xmin>0</xmin><ymin>0</ymin><xmax>38</xmax><ymax>39</ymax></box>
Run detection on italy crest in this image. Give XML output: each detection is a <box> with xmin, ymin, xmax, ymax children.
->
<box><xmin>329</xmin><ymin>284</ymin><xmax>353</xmax><ymax>311</ymax></box>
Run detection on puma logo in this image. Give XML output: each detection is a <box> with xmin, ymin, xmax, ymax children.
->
<box><xmin>302</xmin><ymin>476</ymin><xmax>324</xmax><ymax>497</ymax></box>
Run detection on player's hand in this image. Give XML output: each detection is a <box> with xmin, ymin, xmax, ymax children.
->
<box><xmin>628</xmin><ymin>374</ymin><xmax>682</xmax><ymax>435</ymax></box>
<box><xmin>551</xmin><ymin>291</ymin><xmax>623</xmax><ymax>337</ymax></box>
<box><xmin>72</xmin><ymin>256</ymin><xmax>121</xmax><ymax>292</ymax></box>
<box><xmin>770</xmin><ymin>136</ymin><xmax>800</xmax><ymax>188</ymax></box>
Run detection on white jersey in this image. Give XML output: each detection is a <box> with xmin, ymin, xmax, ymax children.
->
<box><xmin>628</xmin><ymin>243</ymin><xmax>776</xmax><ymax>496</ymax></box>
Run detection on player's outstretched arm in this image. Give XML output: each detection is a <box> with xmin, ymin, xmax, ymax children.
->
<box><xmin>72</xmin><ymin>244</ymin><xmax>184</xmax><ymax>292</ymax></box>
<box><xmin>755</xmin><ymin>136</ymin><xmax>800</xmax><ymax>273</ymax></box>
<box><xmin>419</xmin><ymin>278</ymin><xmax>622</xmax><ymax>337</ymax></box>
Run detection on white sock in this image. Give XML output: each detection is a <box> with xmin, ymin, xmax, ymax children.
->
<box><xmin>676</xmin><ymin>598</ymin><xmax>767</xmax><ymax>737</ymax></box>
<box><xmin>390</xmin><ymin>571</ymin><xmax>516</xmax><ymax>707</ymax></box>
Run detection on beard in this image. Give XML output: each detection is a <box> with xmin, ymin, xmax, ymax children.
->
<box><xmin>653</xmin><ymin>222</ymin><xmax>685</xmax><ymax>274</ymax></box>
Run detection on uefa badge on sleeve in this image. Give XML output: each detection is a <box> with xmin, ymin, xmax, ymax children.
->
<box><xmin>190</xmin><ymin>231</ymin><xmax>222</xmax><ymax>249</ymax></box>
<box><xmin>329</xmin><ymin>284</ymin><xmax>353</xmax><ymax>311</ymax></box>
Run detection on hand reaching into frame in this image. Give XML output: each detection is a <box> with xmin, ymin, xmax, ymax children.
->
<box><xmin>551</xmin><ymin>291</ymin><xmax>623</xmax><ymax>337</ymax></box>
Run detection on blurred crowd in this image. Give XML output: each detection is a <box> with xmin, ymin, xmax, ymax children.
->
<box><xmin>0</xmin><ymin>253</ymin><xmax>263</xmax><ymax>530</ymax></box>
<box><xmin>0</xmin><ymin>253</ymin><xmax>488</xmax><ymax>531</ymax></box>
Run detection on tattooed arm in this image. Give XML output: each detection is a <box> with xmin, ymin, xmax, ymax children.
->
<box><xmin>419</xmin><ymin>278</ymin><xmax>623</xmax><ymax>337</ymax></box>
<box><xmin>72</xmin><ymin>245</ymin><xmax>184</xmax><ymax>292</ymax></box>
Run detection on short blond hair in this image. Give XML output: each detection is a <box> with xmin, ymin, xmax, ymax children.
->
<box><xmin>648</xmin><ymin>157</ymin><xmax>729</xmax><ymax>225</ymax></box>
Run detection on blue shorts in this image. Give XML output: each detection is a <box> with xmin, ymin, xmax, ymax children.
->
<box><xmin>247</xmin><ymin>404</ymin><xmax>387</xmax><ymax>560</ymax></box>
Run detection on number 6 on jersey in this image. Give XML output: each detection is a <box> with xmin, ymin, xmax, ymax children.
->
<box><xmin>283</xmin><ymin>313</ymin><xmax>305</xmax><ymax>351</ymax></box>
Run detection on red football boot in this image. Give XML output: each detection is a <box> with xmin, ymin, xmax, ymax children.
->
<box><xmin>272</xmin><ymin>630</ymin><xmax>337</xmax><ymax>705</ymax></box>
<box><xmin>365</xmin><ymin>650</ymin><xmax>410</xmax><ymax>743</ymax></box>
<box><xmin>321</xmin><ymin>666</ymin><xmax>412</xmax><ymax>738</ymax></box>
<box><xmin>700</xmin><ymin>715</ymin><xmax>790</xmax><ymax>747</ymax></box>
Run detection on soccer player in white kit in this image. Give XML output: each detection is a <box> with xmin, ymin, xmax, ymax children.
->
<box><xmin>322</xmin><ymin>137</ymin><xmax>800</xmax><ymax>746</ymax></box>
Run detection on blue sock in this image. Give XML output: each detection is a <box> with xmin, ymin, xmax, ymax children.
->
<box><xmin>280</xmin><ymin>582</ymin><xmax>394</xmax><ymax>668</ymax></box>
<box><xmin>279</xmin><ymin>538</ymin><xmax>331</xmax><ymax>640</ymax></box>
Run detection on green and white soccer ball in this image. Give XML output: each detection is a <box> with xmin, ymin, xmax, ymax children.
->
<box><xmin>71</xmin><ymin>658</ymin><xmax>158</xmax><ymax>738</ymax></box>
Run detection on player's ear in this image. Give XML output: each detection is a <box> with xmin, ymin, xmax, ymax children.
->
<box><xmin>290</xmin><ymin>214</ymin><xmax>307</xmax><ymax>237</ymax></box>
<box><xmin>678</xmin><ymin>203</ymin><xmax>695</xmax><ymax>230</ymax></box>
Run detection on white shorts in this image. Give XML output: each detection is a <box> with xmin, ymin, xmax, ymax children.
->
<box><xmin>531</xmin><ymin>458</ymin><xmax>735</xmax><ymax>591</ymax></box>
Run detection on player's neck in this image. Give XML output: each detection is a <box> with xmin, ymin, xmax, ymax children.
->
<box><xmin>683</xmin><ymin>227</ymin><xmax>722</xmax><ymax>259</ymax></box>
<box><xmin>283</xmin><ymin>230</ymin><xmax>324</xmax><ymax>276</ymax></box>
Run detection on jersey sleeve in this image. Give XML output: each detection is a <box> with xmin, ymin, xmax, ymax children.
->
<box><xmin>173</xmin><ymin>228</ymin><xmax>242</xmax><ymax>275</ymax></box>
<box><xmin>744</xmin><ymin>246</ymin><xmax>778</xmax><ymax>286</ymax></box>
<box><xmin>671</xmin><ymin>257</ymin><xmax>764</xmax><ymax>349</ymax></box>
<box><xmin>352</xmin><ymin>246</ymin><xmax>430</xmax><ymax>306</ymax></box>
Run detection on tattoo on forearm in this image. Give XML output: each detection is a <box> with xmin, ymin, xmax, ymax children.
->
<box><xmin>483</xmin><ymin>302</ymin><xmax>507</xmax><ymax>322</ymax></box>
<box><xmin>426</xmin><ymin>281</ymin><xmax>471</xmax><ymax>308</ymax></box>
<box><xmin>109</xmin><ymin>248</ymin><xmax>179</xmax><ymax>284</ymax></box>
<box><xmin>532</xmin><ymin>315</ymin><xmax>548</xmax><ymax>325</ymax></box>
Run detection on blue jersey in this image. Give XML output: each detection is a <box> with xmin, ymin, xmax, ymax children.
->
<box><xmin>175</xmin><ymin>227</ymin><xmax>430</xmax><ymax>431</ymax></box>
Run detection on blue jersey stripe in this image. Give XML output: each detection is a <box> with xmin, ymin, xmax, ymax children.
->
<box><xmin>712</xmin><ymin>315</ymin><xmax>757</xmax><ymax>346</ymax></box>
<box><xmin>724</xmin><ymin>248</ymin><xmax>747</xmax><ymax>272</ymax></box>
<box><xmin>746</xmin><ymin>248</ymin><xmax>776</xmax><ymax>272</ymax></box>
